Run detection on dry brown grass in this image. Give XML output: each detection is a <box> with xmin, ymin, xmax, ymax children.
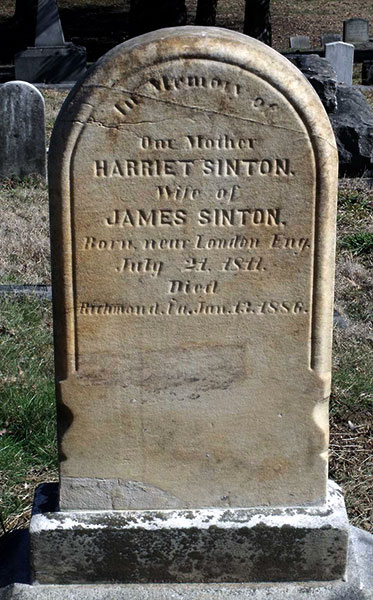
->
<box><xmin>0</xmin><ymin>178</ymin><xmax>50</xmax><ymax>285</ymax></box>
<box><xmin>42</xmin><ymin>89</ymin><xmax>70</xmax><ymax>146</ymax></box>
<box><xmin>2</xmin><ymin>468</ymin><xmax>57</xmax><ymax>533</ymax></box>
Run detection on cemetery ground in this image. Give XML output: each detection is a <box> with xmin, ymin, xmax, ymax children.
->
<box><xmin>0</xmin><ymin>89</ymin><xmax>372</xmax><ymax>537</ymax></box>
<box><xmin>0</xmin><ymin>0</ymin><xmax>373</xmax><ymax>64</ymax></box>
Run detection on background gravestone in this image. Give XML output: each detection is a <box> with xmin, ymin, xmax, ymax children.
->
<box><xmin>325</xmin><ymin>41</ymin><xmax>354</xmax><ymax>85</ymax></box>
<box><xmin>321</xmin><ymin>33</ymin><xmax>342</xmax><ymax>47</ymax></box>
<box><xmin>343</xmin><ymin>18</ymin><xmax>370</xmax><ymax>43</ymax></box>
<box><xmin>0</xmin><ymin>81</ymin><xmax>45</xmax><ymax>179</ymax></box>
<box><xmin>14</xmin><ymin>0</ymin><xmax>86</xmax><ymax>83</ymax></box>
<box><xmin>289</xmin><ymin>35</ymin><xmax>310</xmax><ymax>49</ymax></box>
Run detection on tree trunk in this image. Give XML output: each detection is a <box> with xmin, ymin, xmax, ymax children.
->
<box><xmin>195</xmin><ymin>0</ymin><xmax>218</xmax><ymax>26</ymax></box>
<box><xmin>129</xmin><ymin>0</ymin><xmax>187</xmax><ymax>38</ymax></box>
<box><xmin>243</xmin><ymin>0</ymin><xmax>271</xmax><ymax>46</ymax></box>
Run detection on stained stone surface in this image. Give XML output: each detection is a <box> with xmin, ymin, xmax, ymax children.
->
<box><xmin>289</xmin><ymin>35</ymin><xmax>310</xmax><ymax>49</ymax></box>
<box><xmin>30</xmin><ymin>481</ymin><xmax>349</xmax><ymax>584</ymax></box>
<box><xmin>343</xmin><ymin>18</ymin><xmax>370</xmax><ymax>44</ymax></box>
<box><xmin>0</xmin><ymin>81</ymin><xmax>45</xmax><ymax>179</ymax></box>
<box><xmin>49</xmin><ymin>27</ymin><xmax>338</xmax><ymax>511</ymax></box>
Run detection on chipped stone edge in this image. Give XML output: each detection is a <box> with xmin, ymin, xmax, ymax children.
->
<box><xmin>30</xmin><ymin>480</ymin><xmax>348</xmax><ymax>533</ymax></box>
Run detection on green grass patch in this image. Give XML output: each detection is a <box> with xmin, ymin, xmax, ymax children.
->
<box><xmin>331</xmin><ymin>333</ymin><xmax>373</xmax><ymax>415</ymax></box>
<box><xmin>0</xmin><ymin>295</ymin><xmax>57</xmax><ymax>528</ymax></box>
<box><xmin>339</xmin><ymin>232</ymin><xmax>373</xmax><ymax>256</ymax></box>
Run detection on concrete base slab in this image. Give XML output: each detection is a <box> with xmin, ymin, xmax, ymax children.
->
<box><xmin>14</xmin><ymin>45</ymin><xmax>86</xmax><ymax>83</ymax></box>
<box><xmin>29</xmin><ymin>481</ymin><xmax>349</xmax><ymax>585</ymax></box>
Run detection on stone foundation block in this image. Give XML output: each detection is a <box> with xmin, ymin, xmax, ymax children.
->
<box><xmin>30</xmin><ymin>481</ymin><xmax>349</xmax><ymax>585</ymax></box>
<box><xmin>15</xmin><ymin>44</ymin><xmax>86</xmax><ymax>83</ymax></box>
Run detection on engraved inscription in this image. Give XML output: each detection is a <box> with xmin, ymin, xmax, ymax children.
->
<box><xmin>80</xmin><ymin>81</ymin><xmax>312</xmax><ymax>325</ymax></box>
<box><xmin>147</xmin><ymin>75</ymin><xmax>241</xmax><ymax>96</ymax></box>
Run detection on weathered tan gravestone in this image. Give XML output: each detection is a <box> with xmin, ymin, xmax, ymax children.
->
<box><xmin>31</xmin><ymin>27</ymin><xmax>350</xmax><ymax>587</ymax></box>
<box><xmin>51</xmin><ymin>26</ymin><xmax>337</xmax><ymax>511</ymax></box>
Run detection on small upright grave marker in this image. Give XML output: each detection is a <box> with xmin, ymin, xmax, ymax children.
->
<box><xmin>0</xmin><ymin>81</ymin><xmax>45</xmax><ymax>179</ymax></box>
<box><xmin>325</xmin><ymin>41</ymin><xmax>354</xmax><ymax>85</ymax></box>
<box><xmin>321</xmin><ymin>33</ymin><xmax>342</xmax><ymax>47</ymax></box>
<box><xmin>289</xmin><ymin>35</ymin><xmax>310</xmax><ymax>49</ymax></box>
<box><xmin>31</xmin><ymin>27</ymin><xmax>349</xmax><ymax>588</ymax></box>
<box><xmin>343</xmin><ymin>18</ymin><xmax>370</xmax><ymax>43</ymax></box>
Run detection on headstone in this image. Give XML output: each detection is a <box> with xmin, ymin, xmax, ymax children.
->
<box><xmin>325</xmin><ymin>41</ymin><xmax>354</xmax><ymax>85</ymax></box>
<box><xmin>243</xmin><ymin>0</ymin><xmax>271</xmax><ymax>46</ymax></box>
<box><xmin>362</xmin><ymin>60</ymin><xmax>373</xmax><ymax>85</ymax></box>
<box><xmin>14</xmin><ymin>0</ymin><xmax>86</xmax><ymax>83</ymax></box>
<box><xmin>343</xmin><ymin>18</ymin><xmax>370</xmax><ymax>43</ymax></box>
<box><xmin>31</xmin><ymin>27</ymin><xmax>349</xmax><ymax>587</ymax></box>
<box><xmin>289</xmin><ymin>35</ymin><xmax>311</xmax><ymax>49</ymax></box>
<box><xmin>0</xmin><ymin>81</ymin><xmax>45</xmax><ymax>179</ymax></box>
<box><xmin>33</xmin><ymin>0</ymin><xmax>65</xmax><ymax>46</ymax></box>
<box><xmin>321</xmin><ymin>32</ymin><xmax>342</xmax><ymax>47</ymax></box>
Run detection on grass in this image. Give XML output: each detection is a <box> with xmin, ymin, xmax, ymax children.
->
<box><xmin>42</xmin><ymin>89</ymin><xmax>69</xmax><ymax>148</ymax></box>
<box><xmin>0</xmin><ymin>295</ymin><xmax>57</xmax><ymax>531</ymax></box>
<box><xmin>0</xmin><ymin>177</ymin><xmax>51</xmax><ymax>285</ymax></box>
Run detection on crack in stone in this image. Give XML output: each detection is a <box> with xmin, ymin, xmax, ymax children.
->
<box><xmin>80</xmin><ymin>84</ymin><xmax>307</xmax><ymax>135</ymax></box>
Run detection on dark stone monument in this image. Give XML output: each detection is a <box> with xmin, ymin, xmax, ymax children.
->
<box><xmin>129</xmin><ymin>0</ymin><xmax>187</xmax><ymax>37</ymax></box>
<box><xmin>14</xmin><ymin>0</ymin><xmax>86</xmax><ymax>83</ymax></box>
<box><xmin>243</xmin><ymin>0</ymin><xmax>271</xmax><ymax>46</ymax></box>
<box><xmin>329</xmin><ymin>85</ymin><xmax>373</xmax><ymax>177</ymax></box>
<box><xmin>288</xmin><ymin>55</ymin><xmax>338</xmax><ymax>113</ymax></box>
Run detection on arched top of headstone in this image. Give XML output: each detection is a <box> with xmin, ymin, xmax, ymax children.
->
<box><xmin>52</xmin><ymin>27</ymin><xmax>334</xmax><ymax>150</ymax></box>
